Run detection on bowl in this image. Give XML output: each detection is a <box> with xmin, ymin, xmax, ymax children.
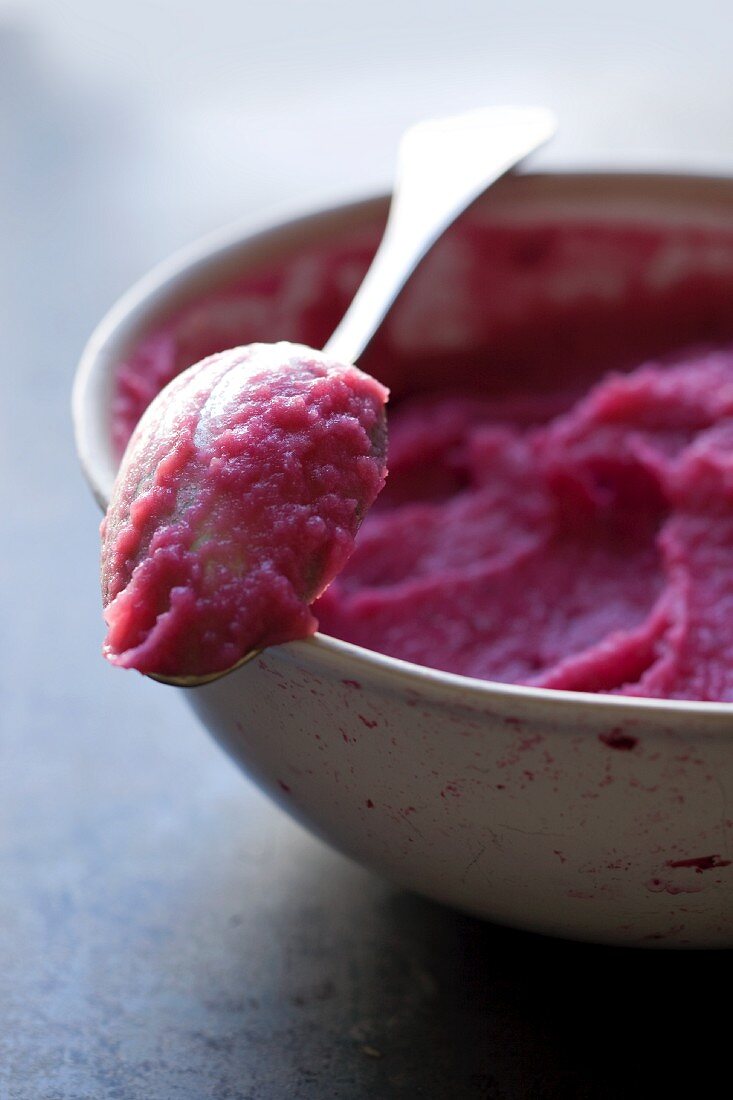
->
<box><xmin>73</xmin><ymin>172</ymin><xmax>733</xmax><ymax>948</ymax></box>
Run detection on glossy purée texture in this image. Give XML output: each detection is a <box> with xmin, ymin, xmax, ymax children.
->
<box><xmin>317</xmin><ymin>353</ymin><xmax>733</xmax><ymax>700</ymax></box>
<box><xmin>74</xmin><ymin>173</ymin><xmax>733</xmax><ymax>945</ymax></box>
<box><xmin>101</xmin><ymin>344</ymin><xmax>388</xmax><ymax>677</ymax></box>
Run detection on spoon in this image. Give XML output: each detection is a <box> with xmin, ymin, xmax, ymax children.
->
<box><xmin>139</xmin><ymin>105</ymin><xmax>557</xmax><ymax>687</ymax></box>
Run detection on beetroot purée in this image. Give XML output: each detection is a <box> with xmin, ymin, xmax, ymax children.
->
<box><xmin>101</xmin><ymin>343</ymin><xmax>388</xmax><ymax>677</ymax></box>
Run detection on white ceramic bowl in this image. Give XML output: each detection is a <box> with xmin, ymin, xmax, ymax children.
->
<box><xmin>74</xmin><ymin>173</ymin><xmax>733</xmax><ymax>948</ymax></box>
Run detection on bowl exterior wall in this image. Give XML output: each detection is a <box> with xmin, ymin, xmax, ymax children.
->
<box><xmin>189</xmin><ymin>644</ymin><xmax>733</xmax><ymax>948</ymax></box>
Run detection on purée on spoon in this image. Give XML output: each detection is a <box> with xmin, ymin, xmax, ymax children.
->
<box><xmin>100</xmin><ymin>107</ymin><xmax>556</xmax><ymax>684</ymax></box>
<box><xmin>101</xmin><ymin>344</ymin><xmax>388</xmax><ymax>678</ymax></box>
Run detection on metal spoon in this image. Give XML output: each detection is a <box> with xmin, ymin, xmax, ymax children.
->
<box><xmin>151</xmin><ymin>105</ymin><xmax>556</xmax><ymax>687</ymax></box>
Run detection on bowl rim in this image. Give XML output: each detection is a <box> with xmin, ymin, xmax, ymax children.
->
<box><xmin>73</xmin><ymin>169</ymin><xmax>733</xmax><ymax>722</ymax></box>
<box><xmin>285</xmin><ymin>633</ymin><xmax>733</xmax><ymax>724</ymax></box>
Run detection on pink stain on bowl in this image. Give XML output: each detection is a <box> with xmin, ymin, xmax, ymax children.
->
<box><xmin>599</xmin><ymin>729</ymin><xmax>639</xmax><ymax>751</ymax></box>
<box><xmin>667</xmin><ymin>854</ymin><xmax>732</xmax><ymax>872</ymax></box>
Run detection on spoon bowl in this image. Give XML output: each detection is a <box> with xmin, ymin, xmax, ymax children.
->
<box><xmin>147</xmin><ymin>649</ymin><xmax>260</xmax><ymax>687</ymax></box>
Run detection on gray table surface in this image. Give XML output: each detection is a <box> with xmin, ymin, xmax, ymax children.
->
<box><xmin>1</xmin><ymin>5</ymin><xmax>731</xmax><ymax>1097</ymax></box>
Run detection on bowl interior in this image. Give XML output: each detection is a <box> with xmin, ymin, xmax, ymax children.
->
<box><xmin>73</xmin><ymin>171</ymin><xmax>733</xmax><ymax>715</ymax></box>
<box><xmin>76</xmin><ymin>172</ymin><xmax>733</xmax><ymax>505</ymax></box>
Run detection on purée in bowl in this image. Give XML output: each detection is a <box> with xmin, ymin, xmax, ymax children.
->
<box><xmin>74</xmin><ymin>172</ymin><xmax>733</xmax><ymax>948</ymax></box>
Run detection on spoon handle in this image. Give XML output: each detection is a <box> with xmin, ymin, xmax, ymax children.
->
<box><xmin>323</xmin><ymin>106</ymin><xmax>557</xmax><ymax>366</ymax></box>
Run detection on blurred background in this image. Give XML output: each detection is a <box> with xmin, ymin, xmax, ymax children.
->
<box><xmin>4</xmin><ymin>0</ymin><xmax>733</xmax><ymax>291</ymax></box>
<box><xmin>2</xmin><ymin>2</ymin><xmax>733</xmax><ymax>1097</ymax></box>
